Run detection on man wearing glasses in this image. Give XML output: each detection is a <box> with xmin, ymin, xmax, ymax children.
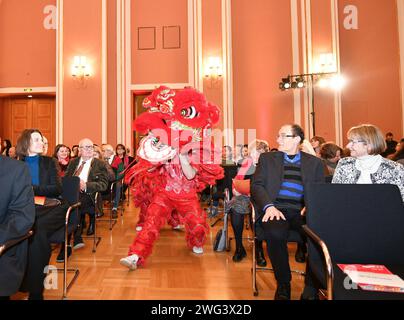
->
<box><xmin>251</xmin><ymin>124</ymin><xmax>324</xmax><ymax>300</ymax></box>
<box><xmin>56</xmin><ymin>138</ymin><xmax>109</xmax><ymax>260</ymax></box>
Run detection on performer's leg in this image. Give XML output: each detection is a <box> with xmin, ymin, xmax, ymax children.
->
<box><xmin>136</xmin><ymin>202</ymin><xmax>149</xmax><ymax>231</ymax></box>
<box><xmin>177</xmin><ymin>197</ymin><xmax>208</xmax><ymax>250</ymax></box>
<box><xmin>127</xmin><ymin>201</ymin><xmax>172</xmax><ymax>266</ymax></box>
<box><xmin>167</xmin><ymin>210</ymin><xmax>181</xmax><ymax>229</ymax></box>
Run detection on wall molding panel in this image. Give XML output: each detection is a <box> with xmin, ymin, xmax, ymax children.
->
<box><xmin>221</xmin><ymin>0</ymin><xmax>233</xmax><ymax>144</ymax></box>
<box><xmin>56</xmin><ymin>0</ymin><xmax>64</xmax><ymax>144</ymax></box>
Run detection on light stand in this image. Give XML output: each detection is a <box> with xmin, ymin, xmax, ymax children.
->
<box><xmin>279</xmin><ymin>72</ymin><xmax>337</xmax><ymax>137</ymax></box>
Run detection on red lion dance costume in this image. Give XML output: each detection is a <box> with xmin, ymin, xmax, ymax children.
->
<box><xmin>120</xmin><ymin>86</ymin><xmax>224</xmax><ymax>270</ymax></box>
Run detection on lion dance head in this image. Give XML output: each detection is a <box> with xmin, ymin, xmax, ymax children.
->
<box><xmin>134</xmin><ymin>86</ymin><xmax>221</xmax><ymax>163</ymax></box>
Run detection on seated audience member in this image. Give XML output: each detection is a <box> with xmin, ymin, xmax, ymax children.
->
<box><xmin>71</xmin><ymin>145</ymin><xmax>79</xmax><ymax>158</ymax></box>
<box><xmin>222</xmin><ymin>145</ymin><xmax>235</xmax><ymax>165</ymax></box>
<box><xmin>102</xmin><ymin>144</ymin><xmax>116</xmax><ymax>166</ymax></box>
<box><xmin>41</xmin><ymin>136</ymin><xmax>49</xmax><ymax>155</ymax></box>
<box><xmin>56</xmin><ymin>139</ymin><xmax>109</xmax><ymax>258</ymax></box>
<box><xmin>16</xmin><ymin>129</ymin><xmax>67</xmax><ymax>300</ymax></box>
<box><xmin>111</xmin><ymin>144</ymin><xmax>133</xmax><ymax>207</ymax></box>
<box><xmin>101</xmin><ymin>144</ymin><xmax>120</xmax><ymax>217</ymax></box>
<box><xmin>252</xmin><ymin>124</ymin><xmax>324</xmax><ymax>300</ymax></box>
<box><xmin>302</xmin><ymin>124</ymin><xmax>404</xmax><ymax>300</ymax></box>
<box><xmin>94</xmin><ymin>145</ymin><xmax>115</xmax><ymax>181</ymax></box>
<box><xmin>0</xmin><ymin>156</ymin><xmax>35</xmax><ymax>300</ymax></box>
<box><xmin>389</xmin><ymin>138</ymin><xmax>404</xmax><ymax>163</ymax></box>
<box><xmin>2</xmin><ymin>139</ymin><xmax>12</xmax><ymax>156</ymax></box>
<box><xmin>206</xmin><ymin>145</ymin><xmax>237</xmax><ymax>217</ymax></box>
<box><xmin>8</xmin><ymin>146</ymin><xmax>17</xmax><ymax>159</ymax></box>
<box><xmin>309</xmin><ymin>136</ymin><xmax>325</xmax><ymax>157</ymax></box>
<box><xmin>332</xmin><ymin>124</ymin><xmax>404</xmax><ymax>200</ymax></box>
<box><xmin>300</xmin><ymin>139</ymin><xmax>316</xmax><ymax>156</ymax></box>
<box><xmin>228</xmin><ymin>139</ymin><xmax>269</xmax><ymax>266</ymax></box>
<box><xmin>236</xmin><ymin>144</ymin><xmax>249</xmax><ymax>166</ymax></box>
<box><xmin>319</xmin><ymin>142</ymin><xmax>342</xmax><ymax>176</ymax></box>
<box><xmin>93</xmin><ymin>145</ymin><xmax>114</xmax><ymax>218</ymax></box>
<box><xmin>382</xmin><ymin>132</ymin><xmax>397</xmax><ymax>157</ymax></box>
<box><xmin>53</xmin><ymin>144</ymin><xmax>71</xmax><ymax>177</ymax></box>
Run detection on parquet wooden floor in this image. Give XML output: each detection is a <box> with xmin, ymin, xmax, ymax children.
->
<box><xmin>12</xmin><ymin>198</ymin><xmax>306</xmax><ymax>300</ymax></box>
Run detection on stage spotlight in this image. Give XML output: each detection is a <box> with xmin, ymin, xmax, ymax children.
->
<box><xmin>296</xmin><ymin>77</ymin><xmax>305</xmax><ymax>88</ymax></box>
<box><xmin>279</xmin><ymin>77</ymin><xmax>291</xmax><ymax>90</ymax></box>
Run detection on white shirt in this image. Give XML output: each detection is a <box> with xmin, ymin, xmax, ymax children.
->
<box><xmin>77</xmin><ymin>158</ymin><xmax>92</xmax><ymax>183</ymax></box>
<box><xmin>105</xmin><ymin>155</ymin><xmax>114</xmax><ymax>165</ymax></box>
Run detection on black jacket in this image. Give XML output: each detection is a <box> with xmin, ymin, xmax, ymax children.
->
<box><xmin>0</xmin><ymin>156</ymin><xmax>35</xmax><ymax>296</ymax></box>
<box><xmin>65</xmin><ymin>157</ymin><xmax>109</xmax><ymax>202</ymax></box>
<box><xmin>251</xmin><ymin>151</ymin><xmax>325</xmax><ymax>220</ymax></box>
<box><xmin>21</xmin><ymin>156</ymin><xmax>62</xmax><ymax>198</ymax></box>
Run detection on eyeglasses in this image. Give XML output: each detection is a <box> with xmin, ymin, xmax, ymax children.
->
<box><xmin>79</xmin><ymin>145</ymin><xmax>94</xmax><ymax>151</ymax></box>
<box><xmin>347</xmin><ymin>139</ymin><xmax>366</xmax><ymax>145</ymax></box>
<box><xmin>277</xmin><ymin>134</ymin><xmax>295</xmax><ymax>139</ymax></box>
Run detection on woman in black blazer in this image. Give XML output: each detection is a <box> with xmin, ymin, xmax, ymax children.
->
<box><xmin>16</xmin><ymin>129</ymin><xmax>68</xmax><ymax>300</ymax></box>
<box><xmin>0</xmin><ymin>156</ymin><xmax>35</xmax><ymax>299</ymax></box>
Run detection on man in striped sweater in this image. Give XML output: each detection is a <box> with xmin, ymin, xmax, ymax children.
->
<box><xmin>251</xmin><ymin>124</ymin><xmax>324</xmax><ymax>300</ymax></box>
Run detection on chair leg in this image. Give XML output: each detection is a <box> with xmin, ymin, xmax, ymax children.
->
<box><xmin>252</xmin><ymin>239</ymin><xmax>258</xmax><ymax>296</ymax></box>
<box><xmin>92</xmin><ymin>218</ymin><xmax>101</xmax><ymax>253</ymax></box>
<box><xmin>59</xmin><ymin>238</ymin><xmax>80</xmax><ymax>299</ymax></box>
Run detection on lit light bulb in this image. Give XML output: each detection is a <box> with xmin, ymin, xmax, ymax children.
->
<box><xmin>329</xmin><ymin>75</ymin><xmax>346</xmax><ymax>90</ymax></box>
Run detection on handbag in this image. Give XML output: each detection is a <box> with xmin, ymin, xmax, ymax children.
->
<box><xmin>213</xmin><ymin>208</ymin><xmax>229</xmax><ymax>252</ymax></box>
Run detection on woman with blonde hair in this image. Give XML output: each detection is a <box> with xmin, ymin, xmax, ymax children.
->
<box><xmin>332</xmin><ymin>124</ymin><xmax>404</xmax><ymax>201</ymax></box>
<box><xmin>302</xmin><ymin>124</ymin><xmax>404</xmax><ymax>300</ymax></box>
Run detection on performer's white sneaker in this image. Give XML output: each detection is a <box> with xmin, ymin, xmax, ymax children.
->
<box><xmin>135</xmin><ymin>226</ymin><xmax>143</xmax><ymax>232</ymax></box>
<box><xmin>120</xmin><ymin>254</ymin><xmax>139</xmax><ymax>270</ymax></box>
<box><xmin>172</xmin><ymin>225</ymin><xmax>182</xmax><ymax>230</ymax></box>
<box><xmin>192</xmin><ymin>246</ymin><xmax>204</xmax><ymax>254</ymax></box>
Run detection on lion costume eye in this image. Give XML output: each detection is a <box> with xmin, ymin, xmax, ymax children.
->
<box><xmin>180</xmin><ymin>106</ymin><xmax>198</xmax><ymax>119</ymax></box>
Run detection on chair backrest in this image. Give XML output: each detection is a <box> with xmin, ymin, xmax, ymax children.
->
<box><xmin>305</xmin><ymin>183</ymin><xmax>404</xmax><ymax>265</ymax></box>
<box><xmin>216</xmin><ymin>164</ymin><xmax>238</xmax><ymax>198</ymax></box>
<box><xmin>62</xmin><ymin>176</ymin><xmax>80</xmax><ymax>206</ymax></box>
<box><xmin>49</xmin><ymin>176</ymin><xmax>81</xmax><ymax>244</ymax></box>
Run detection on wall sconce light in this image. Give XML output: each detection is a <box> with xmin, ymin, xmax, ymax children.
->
<box><xmin>204</xmin><ymin>57</ymin><xmax>223</xmax><ymax>88</ymax></box>
<box><xmin>71</xmin><ymin>55</ymin><xmax>91</xmax><ymax>87</ymax></box>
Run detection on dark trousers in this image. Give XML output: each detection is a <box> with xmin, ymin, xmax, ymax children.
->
<box><xmin>261</xmin><ymin>208</ymin><xmax>305</xmax><ymax>283</ymax></box>
<box><xmin>230</xmin><ymin>212</ymin><xmax>252</xmax><ymax>249</ymax></box>
<box><xmin>21</xmin><ymin>203</ymin><xmax>67</xmax><ymax>295</ymax></box>
<box><xmin>73</xmin><ymin>193</ymin><xmax>95</xmax><ymax>243</ymax></box>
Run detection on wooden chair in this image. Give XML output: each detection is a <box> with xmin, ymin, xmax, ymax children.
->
<box><xmin>49</xmin><ymin>176</ymin><xmax>81</xmax><ymax>299</ymax></box>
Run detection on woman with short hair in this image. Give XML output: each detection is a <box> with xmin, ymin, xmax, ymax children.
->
<box><xmin>319</xmin><ymin>142</ymin><xmax>343</xmax><ymax>176</ymax></box>
<box><xmin>331</xmin><ymin>124</ymin><xmax>404</xmax><ymax>201</ymax></box>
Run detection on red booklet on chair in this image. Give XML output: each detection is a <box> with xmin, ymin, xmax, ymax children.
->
<box><xmin>34</xmin><ymin>196</ymin><xmax>46</xmax><ymax>205</ymax></box>
<box><xmin>338</xmin><ymin>264</ymin><xmax>404</xmax><ymax>293</ymax></box>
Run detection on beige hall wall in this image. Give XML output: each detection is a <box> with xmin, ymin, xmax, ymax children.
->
<box><xmin>231</xmin><ymin>0</ymin><xmax>294</xmax><ymax>148</ymax></box>
<box><xmin>338</xmin><ymin>0</ymin><xmax>403</xmax><ymax>144</ymax></box>
<box><xmin>131</xmin><ymin>0</ymin><xmax>189</xmax><ymax>85</ymax></box>
<box><xmin>0</xmin><ymin>0</ymin><xmax>56</xmax><ymax>88</ymax></box>
<box><xmin>62</xmin><ymin>0</ymin><xmax>103</xmax><ymax>146</ymax></box>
